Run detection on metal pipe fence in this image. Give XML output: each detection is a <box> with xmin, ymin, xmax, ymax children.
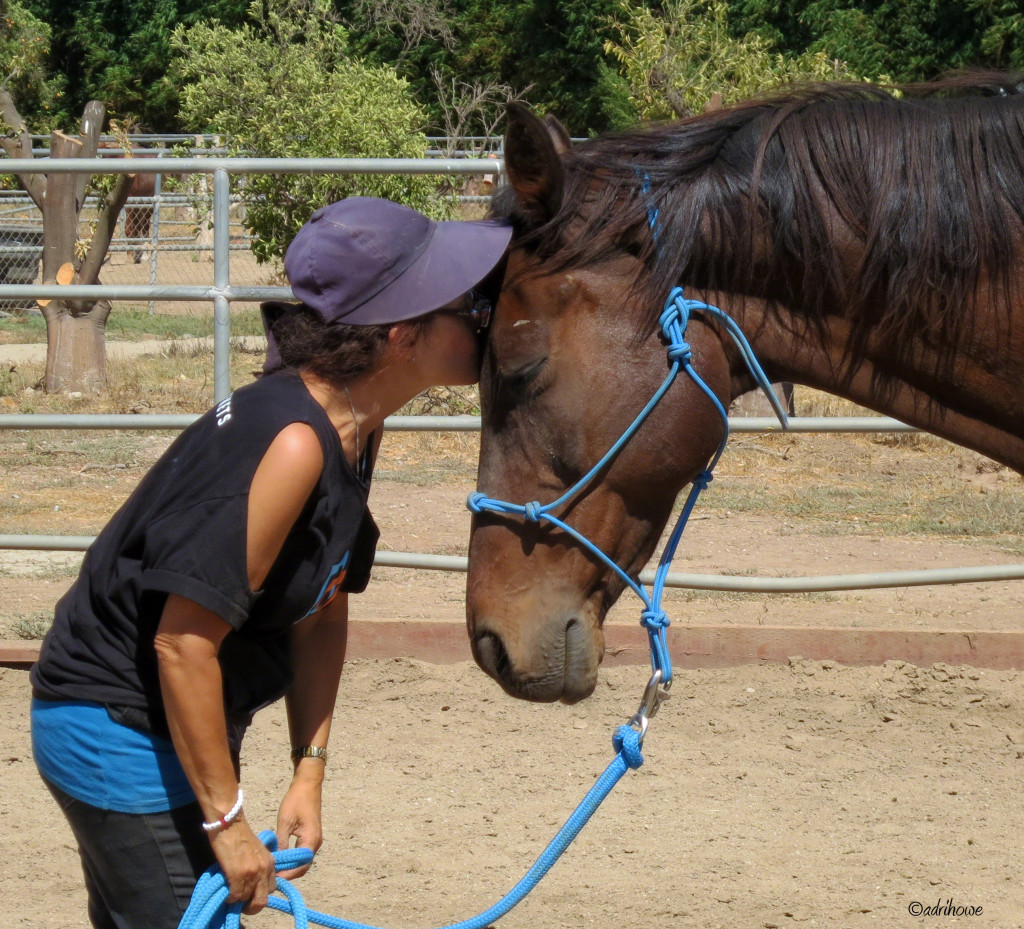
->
<box><xmin>0</xmin><ymin>154</ymin><xmax>501</xmax><ymax>316</ymax></box>
<box><xmin>1</xmin><ymin>411</ymin><xmax>1020</xmax><ymax>593</ymax></box>
<box><xmin>0</xmin><ymin>155</ymin><xmax>502</xmax><ymax>386</ymax></box>
<box><xmin>0</xmin><ymin>157</ymin><xmax>1020</xmax><ymax>598</ymax></box>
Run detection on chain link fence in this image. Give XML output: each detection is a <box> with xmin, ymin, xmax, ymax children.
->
<box><xmin>0</xmin><ymin>180</ymin><xmax>286</xmax><ymax>320</ymax></box>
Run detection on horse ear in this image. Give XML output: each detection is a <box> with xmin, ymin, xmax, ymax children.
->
<box><xmin>505</xmin><ymin>102</ymin><xmax>564</xmax><ymax>224</ymax></box>
<box><xmin>543</xmin><ymin>114</ymin><xmax>572</xmax><ymax>155</ymax></box>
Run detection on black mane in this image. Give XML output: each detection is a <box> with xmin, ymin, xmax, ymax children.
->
<box><xmin>495</xmin><ymin>72</ymin><xmax>1024</xmax><ymax>372</ymax></box>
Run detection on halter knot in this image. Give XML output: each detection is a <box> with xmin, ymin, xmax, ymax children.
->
<box><xmin>523</xmin><ymin>501</ymin><xmax>544</xmax><ymax>522</ymax></box>
<box><xmin>667</xmin><ymin>340</ymin><xmax>692</xmax><ymax>364</ymax></box>
<box><xmin>692</xmin><ymin>469</ymin><xmax>713</xmax><ymax>492</ymax></box>
<box><xmin>659</xmin><ymin>289</ymin><xmax>690</xmax><ymax>334</ymax></box>
<box><xmin>466</xmin><ymin>491</ymin><xmax>486</xmax><ymax>513</ymax></box>
<box><xmin>640</xmin><ymin>608</ymin><xmax>669</xmax><ymax>631</ymax></box>
<box><xmin>612</xmin><ymin>724</ymin><xmax>645</xmax><ymax>768</ymax></box>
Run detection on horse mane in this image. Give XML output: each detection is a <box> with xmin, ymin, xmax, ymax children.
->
<box><xmin>496</xmin><ymin>71</ymin><xmax>1024</xmax><ymax>379</ymax></box>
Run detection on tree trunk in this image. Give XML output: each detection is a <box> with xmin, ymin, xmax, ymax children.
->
<box><xmin>2</xmin><ymin>95</ymin><xmax>133</xmax><ymax>393</ymax></box>
<box><xmin>43</xmin><ymin>302</ymin><xmax>111</xmax><ymax>393</ymax></box>
<box><xmin>39</xmin><ymin>129</ymin><xmax>109</xmax><ymax>392</ymax></box>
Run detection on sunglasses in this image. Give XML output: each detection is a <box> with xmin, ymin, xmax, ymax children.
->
<box><xmin>450</xmin><ymin>290</ymin><xmax>493</xmax><ymax>333</ymax></box>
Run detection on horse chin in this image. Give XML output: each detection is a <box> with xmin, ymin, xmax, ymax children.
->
<box><xmin>470</xmin><ymin>607</ymin><xmax>604</xmax><ymax>704</ymax></box>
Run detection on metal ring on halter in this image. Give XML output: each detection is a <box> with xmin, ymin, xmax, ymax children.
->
<box><xmin>626</xmin><ymin>669</ymin><xmax>671</xmax><ymax>744</ymax></box>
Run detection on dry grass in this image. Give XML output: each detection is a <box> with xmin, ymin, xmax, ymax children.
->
<box><xmin>701</xmin><ymin>386</ymin><xmax>1024</xmax><ymax>553</ymax></box>
<box><xmin>1</xmin><ymin>339</ymin><xmax>266</xmax><ymax>414</ymax></box>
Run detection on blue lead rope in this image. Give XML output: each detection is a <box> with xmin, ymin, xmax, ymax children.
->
<box><xmin>178</xmin><ymin>727</ymin><xmax>644</xmax><ymax>929</ymax></box>
<box><xmin>179</xmin><ymin>286</ymin><xmax>786</xmax><ymax>929</ymax></box>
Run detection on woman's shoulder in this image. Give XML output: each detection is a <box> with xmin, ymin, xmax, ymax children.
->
<box><xmin>224</xmin><ymin>370</ymin><xmax>310</xmax><ymax>415</ymax></box>
<box><xmin>215</xmin><ymin>373</ymin><xmax>330</xmax><ymax>437</ymax></box>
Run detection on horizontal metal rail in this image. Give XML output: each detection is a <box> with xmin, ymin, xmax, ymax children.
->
<box><xmin>0</xmin><ymin>413</ymin><xmax>483</xmax><ymax>431</ymax></box>
<box><xmin>0</xmin><ymin>157</ymin><xmax>504</xmax><ymax>175</ymax></box>
<box><xmin>2</xmin><ymin>536</ymin><xmax>1021</xmax><ymax>593</ymax></box>
<box><xmin>0</xmin><ymin>284</ymin><xmax>291</xmax><ymax>302</ymax></box>
<box><xmin>0</xmin><ymin>413</ymin><xmax>916</xmax><ymax>433</ymax></box>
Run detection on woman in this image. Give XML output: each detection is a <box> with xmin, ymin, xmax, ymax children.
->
<box><xmin>30</xmin><ymin>197</ymin><xmax>512</xmax><ymax>929</ymax></box>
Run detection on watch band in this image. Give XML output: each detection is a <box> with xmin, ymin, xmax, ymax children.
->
<box><xmin>291</xmin><ymin>745</ymin><xmax>328</xmax><ymax>763</ymax></box>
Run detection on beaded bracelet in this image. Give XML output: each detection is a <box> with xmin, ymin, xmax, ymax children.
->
<box><xmin>202</xmin><ymin>788</ymin><xmax>244</xmax><ymax>833</ymax></box>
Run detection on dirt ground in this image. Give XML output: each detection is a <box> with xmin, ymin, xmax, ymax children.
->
<box><xmin>4</xmin><ymin>337</ymin><xmax>1024</xmax><ymax>926</ymax></box>
<box><xmin>4</xmin><ymin>657</ymin><xmax>1024</xmax><ymax>929</ymax></box>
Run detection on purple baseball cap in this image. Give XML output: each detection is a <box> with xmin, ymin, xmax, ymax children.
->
<box><xmin>284</xmin><ymin>197</ymin><xmax>512</xmax><ymax>325</ymax></box>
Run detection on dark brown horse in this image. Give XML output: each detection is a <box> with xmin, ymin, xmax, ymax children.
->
<box><xmin>124</xmin><ymin>167</ymin><xmax>157</xmax><ymax>263</ymax></box>
<box><xmin>466</xmin><ymin>72</ymin><xmax>1024</xmax><ymax>703</ymax></box>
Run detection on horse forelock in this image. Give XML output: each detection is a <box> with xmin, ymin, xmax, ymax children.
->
<box><xmin>497</xmin><ymin>72</ymin><xmax>1024</xmax><ymax>378</ymax></box>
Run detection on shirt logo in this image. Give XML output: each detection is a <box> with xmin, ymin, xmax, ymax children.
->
<box><xmin>215</xmin><ymin>395</ymin><xmax>233</xmax><ymax>427</ymax></box>
<box><xmin>305</xmin><ymin>552</ymin><xmax>350</xmax><ymax>617</ymax></box>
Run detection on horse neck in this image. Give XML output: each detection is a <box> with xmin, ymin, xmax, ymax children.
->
<box><xmin>718</xmin><ymin>293</ymin><xmax>1024</xmax><ymax>473</ymax></box>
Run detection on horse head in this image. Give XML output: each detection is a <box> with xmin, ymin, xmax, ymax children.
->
<box><xmin>469</xmin><ymin>76</ymin><xmax>1024</xmax><ymax>703</ymax></box>
<box><xmin>466</xmin><ymin>104</ymin><xmax>735</xmax><ymax>703</ymax></box>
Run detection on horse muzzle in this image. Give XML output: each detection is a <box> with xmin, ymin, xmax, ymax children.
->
<box><xmin>469</xmin><ymin>609</ymin><xmax>603</xmax><ymax>704</ymax></box>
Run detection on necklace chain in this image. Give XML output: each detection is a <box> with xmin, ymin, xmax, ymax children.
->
<box><xmin>343</xmin><ymin>384</ymin><xmax>361</xmax><ymax>478</ymax></box>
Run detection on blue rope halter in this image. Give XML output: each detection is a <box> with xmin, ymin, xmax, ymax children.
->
<box><xmin>468</xmin><ymin>286</ymin><xmax>789</xmax><ymax>709</ymax></box>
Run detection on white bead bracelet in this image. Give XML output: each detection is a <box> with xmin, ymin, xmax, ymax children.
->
<box><xmin>202</xmin><ymin>788</ymin><xmax>244</xmax><ymax>833</ymax></box>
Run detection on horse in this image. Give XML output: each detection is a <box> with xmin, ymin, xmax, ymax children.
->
<box><xmin>465</xmin><ymin>72</ymin><xmax>1024</xmax><ymax>704</ymax></box>
<box><xmin>123</xmin><ymin>167</ymin><xmax>157</xmax><ymax>263</ymax></box>
<box><xmin>98</xmin><ymin>142</ymin><xmax>160</xmax><ymax>262</ymax></box>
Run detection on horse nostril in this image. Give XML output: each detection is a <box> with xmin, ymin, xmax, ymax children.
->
<box><xmin>472</xmin><ymin>630</ymin><xmax>512</xmax><ymax>684</ymax></box>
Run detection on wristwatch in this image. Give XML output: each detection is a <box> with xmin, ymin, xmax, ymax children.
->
<box><xmin>291</xmin><ymin>745</ymin><xmax>328</xmax><ymax>763</ymax></box>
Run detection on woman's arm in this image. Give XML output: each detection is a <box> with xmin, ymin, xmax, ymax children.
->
<box><xmin>155</xmin><ymin>421</ymin><xmax>326</xmax><ymax>912</ymax></box>
<box><xmin>155</xmin><ymin>596</ymin><xmax>276</xmax><ymax>914</ymax></box>
<box><xmin>275</xmin><ymin>592</ymin><xmax>349</xmax><ymax>876</ymax></box>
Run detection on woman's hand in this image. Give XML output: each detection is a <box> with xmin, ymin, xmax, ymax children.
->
<box><xmin>209</xmin><ymin>818</ymin><xmax>277</xmax><ymax>914</ymax></box>
<box><xmin>275</xmin><ymin>773</ymin><xmax>324</xmax><ymax>880</ymax></box>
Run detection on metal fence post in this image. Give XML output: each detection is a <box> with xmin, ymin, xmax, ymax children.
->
<box><xmin>147</xmin><ymin>153</ymin><xmax>164</xmax><ymax>315</ymax></box>
<box><xmin>213</xmin><ymin>167</ymin><xmax>231</xmax><ymax>402</ymax></box>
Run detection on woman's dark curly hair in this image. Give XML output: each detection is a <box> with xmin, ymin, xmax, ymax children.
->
<box><xmin>264</xmin><ymin>303</ymin><xmax>430</xmax><ymax>387</ymax></box>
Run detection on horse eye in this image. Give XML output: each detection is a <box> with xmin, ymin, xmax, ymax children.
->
<box><xmin>500</xmin><ymin>357</ymin><xmax>548</xmax><ymax>396</ymax></box>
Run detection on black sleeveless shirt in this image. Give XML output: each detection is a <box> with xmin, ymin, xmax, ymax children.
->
<box><xmin>31</xmin><ymin>371</ymin><xmax>380</xmax><ymax>735</ymax></box>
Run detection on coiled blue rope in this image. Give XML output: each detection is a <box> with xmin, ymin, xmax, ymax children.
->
<box><xmin>178</xmin><ymin>726</ymin><xmax>645</xmax><ymax>929</ymax></box>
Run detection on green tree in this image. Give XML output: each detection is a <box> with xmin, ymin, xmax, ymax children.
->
<box><xmin>0</xmin><ymin>0</ymin><xmax>64</xmax><ymax>129</ymax></box>
<box><xmin>171</xmin><ymin>0</ymin><xmax>450</xmax><ymax>263</ymax></box>
<box><xmin>606</xmin><ymin>0</ymin><xmax>851</xmax><ymax>121</ymax></box>
<box><xmin>730</xmin><ymin>0</ymin><xmax>1023</xmax><ymax>83</ymax></box>
<box><xmin>498</xmin><ymin>0</ymin><xmax>637</xmax><ymax>132</ymax></box>
<box><xmin>976</xmin><ymin>0</ymin><xmax>1024</xmax><ymax>70</ymax></box>
<box><xmin>336</xmin><ymin>0</ymin><xmax>637</xmax><ymax>136</ymax></box>
<box><xmin>21</xmin><ymin>0</ymin><xmax>249</xmax><ymax>130</ymax></box>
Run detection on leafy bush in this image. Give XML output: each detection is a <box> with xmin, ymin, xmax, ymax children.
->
<box><xmin>171</xmin><ymin>0</ymin><xmax>453</xmax><ymax>263</ymax></box>
<box><xmin>606</xmin><ymin>0</ymin><xmax>856</xmax><ymax>120</ymax></box>
<box><xmin>0</xmin><ymin>1</ymin><xmax>64</xmax><ymax>130</ymax></box>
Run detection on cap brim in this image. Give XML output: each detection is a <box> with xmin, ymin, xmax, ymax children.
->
<box><xmin>341</xmin><ymin>218</ymin><xmax>513</xmax><ymax>325</ymax></box>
